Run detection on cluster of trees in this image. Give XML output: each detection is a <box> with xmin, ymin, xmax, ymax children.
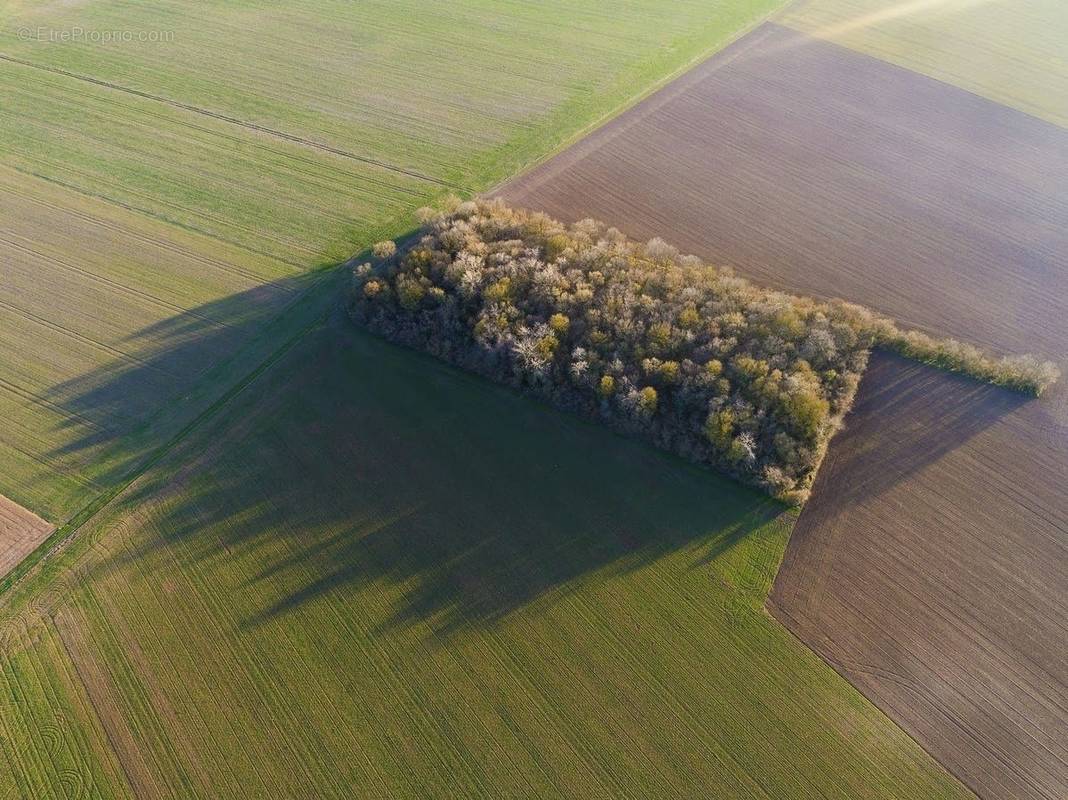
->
<box><xmin>351</xmin><ymin>199</ymin><xmax>1058</xmax><ymax>503</ymax></box>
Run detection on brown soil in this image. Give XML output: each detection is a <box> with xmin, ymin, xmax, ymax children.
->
<box><xmin>497</xmin><ymin>22</ymin><xmax>1068</xmax><ymax>359</ymax></box>
<box><xmin>770</xmin><ymin>352</ymin><xmax>1068</xmax><ymax>800</ymax></box>
<box><xmin>0</xmin><ymin>494</ymin><xmax>53</xmax><ymax>579</ymax></box>
<box><xmin>498</xmin><ymin>22</ymin><xmax>1068</xmax><ymax>800</ymax></box>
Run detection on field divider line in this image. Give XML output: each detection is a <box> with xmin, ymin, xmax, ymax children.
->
<box><xmin>0</xmin><ymin>53</ymin><xmax>469</xmax><ymax>193</ymax></box>
<box><xmin>0</xmin><ymin>232</ymin><xmax>239</xmax><ymax>330</ymax></box>
<box><xmin>482</xmin><ymin>2</ymin><xmax>789</xmax><ymax>199</ymax></box>
<box><xmin>3</xmin><ymin>72</ymin><xmax>435</xmax><ymax>202</ymax></box>
<box><xmin>6</xmin><ymin>164</ymin><xmax>315</xmax><ymax>274</ymax></box>
<box><xmin>0</xmin><ymin>375</ymin><xmax>107</xmax><ymax>436</ymax></box>
<box><xmin>0</xmin><ymin>271</ymin><xmax>340</xmax><ymax>603</ymax></box>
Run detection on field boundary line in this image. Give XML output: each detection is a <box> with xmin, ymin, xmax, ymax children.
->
<box><xmin>483</xmin><ymin>2</ymin><xmax>789</xmax><ymax>198</ymax></box>
<box><xmin>0</xmin><ymin>298</ymin><xmax>182</xmax><ymax>380</ymax></box>
<box><xmin>0</xmin><ymin>53</ymin><xmax>467</xmax><ymax>193</ymax></box>
<box><xmin>0</xmin><ymin>231</ymin><xmax>240</xmax><ymax>331</ymax></box>
<box><xmin>765</xmin><ymin>599</ymin><xmax>980</xmax><ymax>799</ymax></box>
<box><xmin>6</xmin><ymin>163</ymin><xmax>315</xmax><ymax>273</ymax></box>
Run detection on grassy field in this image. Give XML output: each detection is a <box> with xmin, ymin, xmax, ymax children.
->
<box><xmin>0</xmin><ymin>1</ymin><xmax>1015</xmax><ymax>796</ymax></box>
<box><xmin>0</xmin><ymin>0</ymin><xmax>786</xmax><ymax>522</ymax></box>
<box><xmin>0</xmin><ymin>165</ymin><xmax>320</xmax><ymax>521</ymax></box>
<box><xmin>0</xmin><ymin>303</ymin><xmax>969</xmax><ymax>798</ymax></box>
<box><xmin>780</xmin><ymin>0</ymin><xmax>1068</xmax><ymax>128</ymax></box>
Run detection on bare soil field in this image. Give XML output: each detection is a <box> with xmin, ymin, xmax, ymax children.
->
<box><xmin>770</xmin><ymin>352</ymin><xmax>1068</xmax><ymax>800</ymax></box>
<box><xmin>781</xmin><ymin>0</ymin><xmax>1068</xmax><ymax>129</ymax></box>
<box><xmin>499</xmin><ymin>21</ymin><xmax>1068</xmax><ymax>800</ymax></box>
<box><xmin>0</xmin><ymin>494</ymin><xmax>54</xmax><ymax>579</ymax></box>
<box><xmin>497</xmin><ymin>22</ymin><xmax>1068</xmax><ymax>359</ymax></box>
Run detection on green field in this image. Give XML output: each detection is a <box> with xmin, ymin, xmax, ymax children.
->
<box><xmin>0</xmin><ymin>298</ymin><xmax>968</xmax><ymax>798</ymax></box>
<box><xmin>781</xmin><ymin>0</ymin><xmax>1068</xmax><ymax>128</ymax></box>
<box><xmin>0</xmin><ymin>0</ymin><xmax>787</xmax><ymax>521</ymax></box>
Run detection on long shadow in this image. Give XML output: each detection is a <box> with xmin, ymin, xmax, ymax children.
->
<box><xmin>52</xmin><ymin>265</ymin><xmax>1033</xmax><ymax>636</ymax></box>
<box><xmin>41</xmin><ymin>268</ymin><xmax>336</xmax><ymax>496</ymax></box>
<box><xmin>808</xmin><ymin>350</ymin><xmax>1030</xmax><ymax>511</ymax></box>
<box><xmin>89</xmin><ymin>295</ymin><xmax>785</xmax><ymax>635</ymax></box>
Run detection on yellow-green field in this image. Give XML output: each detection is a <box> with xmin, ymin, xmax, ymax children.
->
<box><xmin>1</xmin><ymin>0</ymin><xmax>786</xmax><ymax>521</ymax></box>
<box><xmin>780</xmin><ymin>0</ymin><xmax>1068</xmax><ymax>128</ymax></box>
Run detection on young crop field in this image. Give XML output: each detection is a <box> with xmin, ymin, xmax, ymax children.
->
<box><xmin>0</xmin><ymin>164</ymin><xmax>317</xmax><ymax>521</ymax></box>
<box><xmin>497</xmin><ymin>12</ymin><xmax>1068</xmax><ymax>800</ymax></box>
<box><xmin>0</xmin><ymin>304</ymin><xmax>970</xmax><ymax>799</ymax></box>
<box><xmin>0</xmin><ymin>0</ymin><xmax>786</xmax><ymax>523</ymax></box>
<box><xmin>0</xmin><ymin>0</ymin><xmax>971</xmax><ymax>797</ymax></box>
<box><xmin>3</xmin><ymin>1</ymin><xmax>1063</xmax><ymax>797</ymax></box>
<box><xmin>780</xmin><ymin>0</ymin><xmax>1068</xmax><ymax>128</ymax></box>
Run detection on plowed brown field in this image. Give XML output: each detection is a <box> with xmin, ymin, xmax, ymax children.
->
<box><xmin>497</xmin><ymin>22</ymin><xmax>1068</xmax><ymax>357</ymax></box>
<box><xmin>770</xmin><ymin>353</ymin><xmax>1068</xmax><ymax>800</ymax></box>
<box><xmin>498</xmin><ymin>21</ymin><xmax>1068</xmax><ymax>800</ymax></box>
<box><xmin>0</xmin><ymin>494</ymin><xmax>54</xmax><ymax>579</ymax></box>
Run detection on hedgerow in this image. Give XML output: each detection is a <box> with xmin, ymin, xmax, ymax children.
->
<box><xmin>350</xmin><ymin>199</ymin><xmax>1058</xmax><ymax>503</ymax></box>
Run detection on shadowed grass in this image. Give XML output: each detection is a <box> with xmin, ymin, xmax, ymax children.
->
<box><xmin>0</xmin><ymin>294</ymin><xmax>970</xmax><ymax>798</ymax></box>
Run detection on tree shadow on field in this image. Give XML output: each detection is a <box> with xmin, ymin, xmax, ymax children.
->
<box><xmin>804</xmin><ymin>350</ymin><xmax>1029</xmax><ymax>512</ymax></box>
<box><xmin>93</xmin><ymin>294</ymin><xmax>786</xmax><ymax>636</ymax></box>
<box><xmin>782</xmin><ymin>348</ymin><xmax>1038</xmax><ymax>570</ymax></box>
<box><xmin>56</xmin><ymin>264</ymin><xmax>1033</xmax><ymax>636</ymax></box>
<box><xmin>41</xmin><ymin>268</ymin><xmax>335</xmax><ymax>497</ymax></box>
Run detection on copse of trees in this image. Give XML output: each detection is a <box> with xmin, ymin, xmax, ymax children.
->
<box><xmin>351</xmin><ymin>199</ymin><xmax>1059</xmax><ymax>504</ymax></box>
